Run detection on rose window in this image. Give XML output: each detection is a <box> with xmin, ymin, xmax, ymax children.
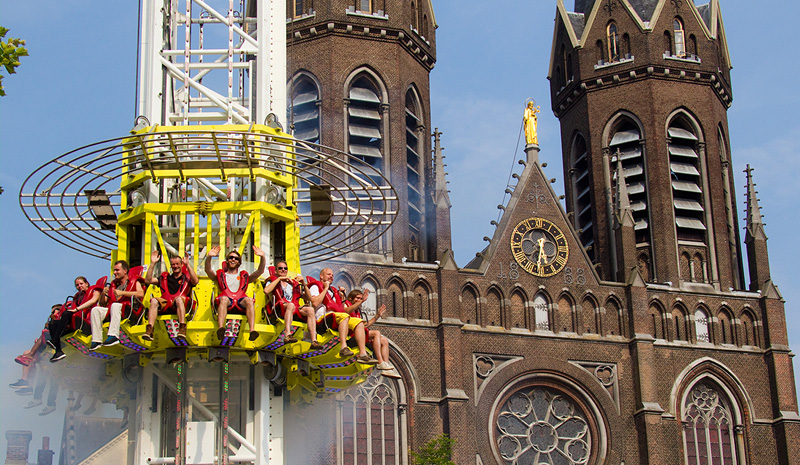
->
<box><xmin>495</xmin><ymin>387</ymin><xmax>591</xmax><ymax>465</ymax></box>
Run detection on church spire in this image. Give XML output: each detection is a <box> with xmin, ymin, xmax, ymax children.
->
<box><xmin>432</xmin><ymin>128</ymin><xmax>451</xmax><ymax>208</ymax></box>
<box><xmin>744</xmin><ymin>164</ymin><xmax>771</xmax><ymax>290</ymax></box>
<box><xmin>613</xmin><ymin>160</ymin><xmax>637</xmax><ymax>281</ymax></box>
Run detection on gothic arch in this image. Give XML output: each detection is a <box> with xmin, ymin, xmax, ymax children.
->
<box><xmin>739</xmin><ymin>307</ymin><xmax>759</xmax><ymax>348</ymax></box>
<box><xmin>556</xmin><ymin>291</ymin><xmax>576</xmax><ymax>334</ymax></box>
<box><xmin>671</xmin><ymin>303</ymin><xmax>689</xmax><ymax>342</ymax></box>
<box><xmin>581</xmin><ymin>294</ymin><xmax>599</xmax><ymax>335</ymax></box>
<box><xmin>385</xmin><ymin>277</ymin><xmax>406</xmax><ymax>318</ymax></box>
<box><xmin>649</xmin><ymin>299</ymin><xmax>667</xmax><ymax>340</ymax></box>
<box><xmin>602</xmin><ymin>110</ymin><xmax>646</xmax><ymax>146</ymax></box>
<box><xmin>508</xmin><ymin>288</ymin><xmax>527</xmax><ymax>330</ymax></box>
<box><xmin>716</xmin><ymin>306</ymin><xmax>735</xmax><ymax>345</ymax></box>
<box><xmin>460</xmin><ymin>282</ymin><xmax>480</xmax><ymax>325</ymax></box>
<box><xmin>694</xmin><ymin>304</ymin><xmax>711</xmax><ymax>344</ymax></box>
<box><xmin>604</xmin><ymin>296</ymin><xmax>624</xmax><ymax>337</ymax></box>
<box><xmin>674</xmin><ymin>363</ymin><xmax>751</xmax><ymax>464</ymax></box>
<box><xmin>410</xmin><ymin>278</ymin><xmax>432</xmax><ymax>320</ymax></box>
<box><xmin>669</xmin><ymin>357</ymin><xmax>753</xmax><ymax>421</ymax></box>
<box><xmin>334</xmin><ymin>271</ymin><xmax>355</xmax><ymax>292</ymax></box>
<box><xmin>532</xmin><ymin>291</ymin><xmax>552</xmax><ymax>332</ymax></box>
<box><xmin>666</xmin><ymin>107</ymin><xmax>706</xmax><ymax>143</ymax></box>
<box><xmin>359</xmin><ymin>275</ymin><xmax>380</xmax><ymax>315</ymax></box>
<box><xmin>343</xmin><ymin>66</ymin><xmax>389</xmax><ymax>103</ymax></box>
<box><xmin>485</xmin><ymin>285</ymin><xmax>505</xmax><ymax>327</ymax></box>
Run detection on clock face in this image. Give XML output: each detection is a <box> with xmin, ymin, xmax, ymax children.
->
<box><xmin>510</xmin><ymin>217</ymin><xmax>569</xmax><ymax>277</ymax></box>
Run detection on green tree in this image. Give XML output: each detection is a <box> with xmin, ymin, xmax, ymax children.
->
<box><xmin>410</xmin><ymin>434</ymin><xmax>456</xmax><ymax>465</ymax></box>
<box><xmin>1</xmin><ymin>26</ymin><xmax>28</xmax><ymax>97</ymax></box>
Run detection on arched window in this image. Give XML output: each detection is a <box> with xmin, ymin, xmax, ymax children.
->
<box><xmin>570</xmin><ymin>133</ymin><xmax>594</xmax><ymax>261</ymax></box>
<box><xmin>673</xmin><ymin>18</ymin><xmax>686</xmax><ymax>58</ymax></box>
<box><xmin>290</xmin><ymin>74</ymin><xmax>322</xmax><ymax>210</ymax></box>
<box><xmin>581</xmin><ymin>297</ymin><xmax>596</xmax><ymax>334</ymax></box>
<box><xmin>718</xmin><ymin>309</ymin><xmax>733</xmax><ymax>345</ymax></box>
<box><xmin>668</xmin><ymin>115</ymin><xmax>706</xmax><ymax>243</ymax></box>
<box><xmin>405</xmin><ymin>89</ymin><xmax>425</xmax><ymax>261</ymax></box>
<box><xmin>672</xmin><ymin>307</ymin><xmax>687</xmax><ymax>341</ymax></box>
<box><xmin>412</xmin><ymin>281</ymin><xmax>431</xmax><ymax>320</ymax></box>
<box><xmin>533</xmin><ymin>293</ymin><xmax>550</xmax><ymax>331</ymax></box>
<box><xmin>558</xmin><ymin>44</ymin><xmax>567</xmax><ymax>88</ymax></box>
<box><xmin>740</xmin><ymin>311</ymin><xmax>756</xmax><ymax>347</ymax></box>
<box><xmin>607</xmin><ymin>22</ymin><xmax>620</xmax><ymax>62</ymax></box>
<box><xmin>682</xmin><ymin>381</ymin><xmax>740</xmax><ymax>464</ymax></box>
<box><xmin>649</xmin><ymin>303</ymin><xmax>664</xmax><ymax>339</ymax></box>
<box><xmin>461</xmin><ymin>285</ymin><xmax>479</xmax><ymax>325</ymax></box>
<box><xmin>410</xmin><ymin>1</ymin><xmax>417</xmax><ymax>30</ymax></box>
<box><xmin>608</xmin><ymin>117</ymin><xmax>650</xmax><ymax>245</ymax></box>
<box><xmin>486</xmin><ymin>288</ymin><xmax>503</xmax><ymax>327</ymax></box>
<box><xmin>386</xmin><ymin>280</ymin><xmax>404</xmax><ymax>318</ymax></box>
<box><xmin>694</xmin><ymin>308</ymin><xmax>710</xmax><ymax>343</ymax></box>
<box><xmin>347</xmin><ymin>73</ymin><xmax>385</xmax><ymax>186</ymax></box>
<box><xmin>566</xmin><ymin>53</ymin><xmax>574</xmax><ymax>82</ymax></box>
<box><xmin>557</xmin><ymin>294</ymin><xmax>575</xmax><ymax>333</ymax></box>
<box><xmin>510</xmin><ymin>291</ymin><xmax>526</xmax><ymax>329</ymax></box>
<box><xmin>339</xmin><ymin>369</ymin><xmax>405</xmax><ymax>464</ymax></box>
<box><xmin>360</xmin><ymin>278</ymin><xmax>378</xmax><ymax>318</ymax></box>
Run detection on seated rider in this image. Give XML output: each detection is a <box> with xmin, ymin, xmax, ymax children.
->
<box><xmin>345</xmin><ymin>289</ymin><xmax>401</xmax><ymax>379</ymax></box>
<box><xmin>204</xmin><ymin>245</ymin><xmax>266</xmax><ymax>342</ymax></box>
<box><xmin>263</xmin><ymin>260</ymin><xmax>322</xmax><ymax>350</ymax></box>
<box><xmin>307</xmin><ymin>268</ymin><xmax>377</xmax><ymax>364</ymax></box>
<box><xmin>50</xmin><ymin>277</ymin><xmax>102</xmax><ymax>361</ymax></box>
<box><xmin>143</xmin><ymin>250</ymin><xmax>199</xmax><ymax>341</ymax></box>
<box><xmin>90</xmin><ymin>261</ymin><xmax>144</xmax><ymax>350</ymax></box>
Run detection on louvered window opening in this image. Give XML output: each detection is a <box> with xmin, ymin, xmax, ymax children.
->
<box><xmin>610</xmin><ymin>125</ymin><xmax>650</xmax><ymax>244</ymax></box>
<box><xmin>405</xmin><ymin>93</ymin><xmax>423</xmax><ymax>240</ymax></box>
<box><xmin>572</xmin><ymin>136</ymin><xmax>594</xmax><ymax>261</ymax></box>
<box><xmin>348</xmin><ymin>78</ymin><xmax>384</xmax><ymax>187</ymax></box>
<box><xmin>290</xmin><ymin>76</ymin><xmax>321</xmax><ymax>216</ymax></box>
<box><xmin>668</xmin><ymin>125</ymin><xmax>706</xmax><ymax>243</ymax></box>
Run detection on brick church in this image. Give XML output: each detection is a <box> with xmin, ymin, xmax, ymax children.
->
<box><xmin>284</xmin><ymin>0</ymin><xmax>799</xmax><ymax>463</ymax></box>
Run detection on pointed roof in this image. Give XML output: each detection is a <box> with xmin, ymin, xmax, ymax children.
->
<box><xmin>745</xmin><ymin>164</ymin><xmax>768</xmax><ymax>240</ymax></box>
<box><xmin>432</xmin><ymin>128</ymin><xmax>451</xmax><ymax>208</ymax></box>
<box><xmin>627</xmin><ymin>0</ymin><xmax>660</xmax><ymax>23</ymax></box>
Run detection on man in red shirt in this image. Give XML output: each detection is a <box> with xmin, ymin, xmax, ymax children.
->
<box><xmin>143</xmin><ymin>250</ymin><xmax>199</xmax><ymax>341</ymax></box>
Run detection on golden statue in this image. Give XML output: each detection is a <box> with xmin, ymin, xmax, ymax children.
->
<box><xmin>523</xmin><ymin>99</ymin><xmax>540</xmax><ymax>145</ymax></box>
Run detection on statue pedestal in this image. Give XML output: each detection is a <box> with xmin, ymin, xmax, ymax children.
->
<box><xmin>525</xmin><ymin>143</ymin><xmax>540</xmax><ymax>165</ymax></box>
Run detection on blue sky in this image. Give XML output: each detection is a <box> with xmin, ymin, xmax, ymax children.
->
<box><xmin>1</xmin><ymin>0</ymin><xmax>798</xmax><ymax>450</ymax></box>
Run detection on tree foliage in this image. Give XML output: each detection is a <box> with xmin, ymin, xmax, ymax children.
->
<box><xmin>1</xmin><ymin>26</ymin><xmax>28</xmax><ymax>97</ymax></box>
<box><xmin>410</xmin><ymin>434</ymin><xmax>456</xmax><ymax>465</ymax></box>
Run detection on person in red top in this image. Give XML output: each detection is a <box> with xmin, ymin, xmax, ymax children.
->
<box><xmin>204</xmin><ymin>245</ymin><xmax>266</xmax><ymax>341</ymax></box>
<box><xmin>307</xmin><ymin>268</ymin><xmax>376</xmax><ymax>364</ymax></box>
<box><xmin>263</xmin><ymin>260</ymin><xmax>322</xmax><ymax>349</ymax></box>
<box><xmin>143</xmin><ymin>250</ymin><xmax>200</xmax><ymax>341</ymax></box>
<box><xmin>50</xmin><ymin>276</ymin><xmax>102</xmax><ymax>361</ymax></box>
<box><xmin>90</xmin><ymin>261</ymin><xmax>144</xmax><ymax>350</ymax></box>
<box><xmin>345</xmin><ymin>289</ymin><xmax>401</xmax><ymax>379</ymax></box>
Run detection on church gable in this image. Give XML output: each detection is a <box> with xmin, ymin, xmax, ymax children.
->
<box><xmin>470</xmin><ymin>149</ymin><xmax>599</xmax><ymax>290</ymax></box>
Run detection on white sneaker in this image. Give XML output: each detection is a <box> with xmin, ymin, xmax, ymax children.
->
<box><xmin>24</xmin><ymin>399</ymin><xmax>42</xmax><ymax>409</ymax></box>
<box><xmin>381</xmin><ymin>369</ymin><xmax>402</xmax><ymax>379</ymax></box>
<box><xmin>39</xmin><ymin>406</ymin><xmax>56</xmax><ymax>416</ymax></box>
<box><xmin>376</xmin><ymin>361</ymin><xmax>394</xmax><ymax>371</ymax></box>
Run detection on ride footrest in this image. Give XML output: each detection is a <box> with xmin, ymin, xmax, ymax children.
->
<box><xmin>164</xmin><ymin>320</ymin><xmax>189</xmax><ymax>347</ymax></box>
<box><xmin>220</xmin><ymin>319</ymin><xmax>242</xmax><ymax>347</ymax></box>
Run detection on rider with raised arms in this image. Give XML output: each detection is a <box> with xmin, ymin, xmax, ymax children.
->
<box><xmin>204</xmin><ymin>245</ymin><xmax>266</xmax><ymax>342</ymax></box>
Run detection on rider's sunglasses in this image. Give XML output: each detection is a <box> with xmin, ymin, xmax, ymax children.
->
<box><xmin>226</xmin><ymin>255</ymin><xmax>241</xmax><ymax>262</ymax></box>
<box><xmin>276</xmin><ymin>266</ymin><xmax>288</xmax><ymax>270</ymax></box>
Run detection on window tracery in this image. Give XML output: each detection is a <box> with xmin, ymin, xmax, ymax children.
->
<box><xmin>495</xmin><ymin>386</ymin><xmax>593</xmax><ymax>465</ymax></box>
<box><xmin>682</xmin><ymin>383</ymin><xmax>738</xmax><ymax>464</ymax></box>
<box><xmin>339</xmin><ymin>370</ymin><xmax>403</xmax><ymax>464</ymax></box>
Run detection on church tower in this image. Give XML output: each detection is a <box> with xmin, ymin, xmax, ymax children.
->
<box><xmin>549</xmin><ymin>0</ymin><xmax>746</xmax><ymax>289</ymax></box>
<box><xmin>286</xmin><ymin>0</ymin><xmax>445</xmax><ymax>264</ymax></box>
